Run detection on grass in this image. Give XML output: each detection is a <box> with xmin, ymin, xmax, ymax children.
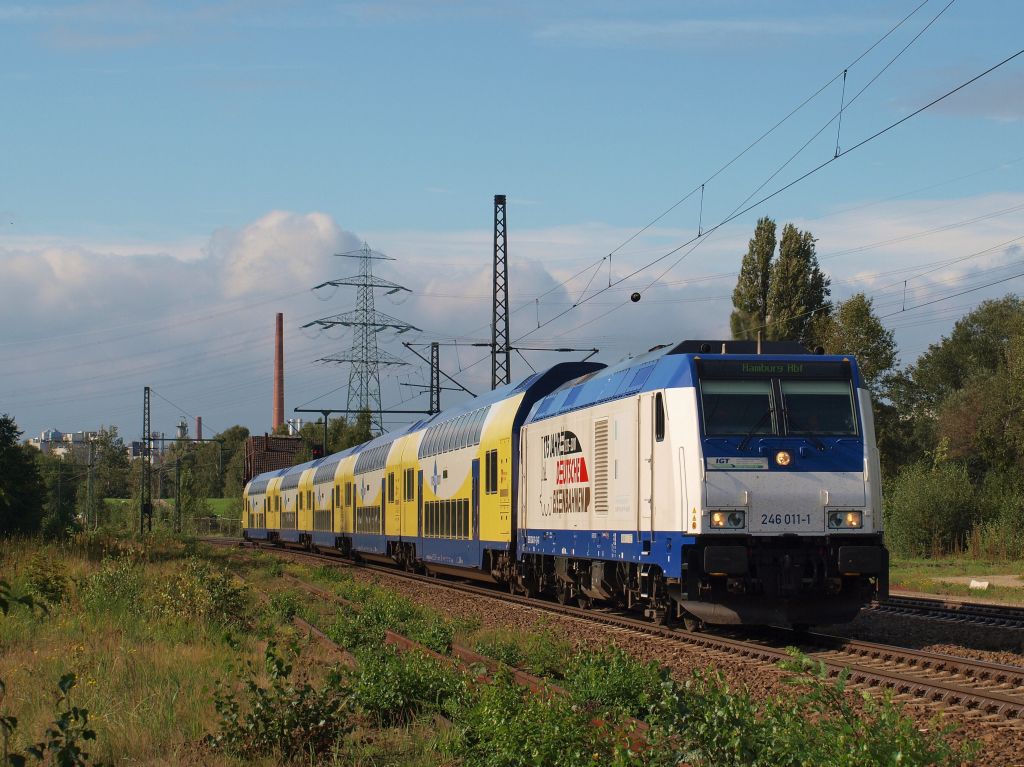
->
<box><xmin>890</xmin><ymin>554</ymin><xmax>1024</xmax><ymax>604</ymax></box>
<box><xmin>102</xmin><ymin>498</ymin><xmax>238</xmax><ymax>518</ymax></box>
<box><xmin>0</xmin><ymin>537</ymin><xmax>978</xmax><ymax>766</ymax></box>
<box><xmin>0</xmin><ymin>535</ymin><xmax>293</xmax><ymax>765</ymax></box>
<box><xmin>207</xmin><ymin>498</ymin><xmax>241</xmax><ymax>518</ymax></box>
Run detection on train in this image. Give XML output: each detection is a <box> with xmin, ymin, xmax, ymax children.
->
<box><xmin>242</xmin><ymin>339</ymin><xmax>888</xmax><ymax>628</ymax></box>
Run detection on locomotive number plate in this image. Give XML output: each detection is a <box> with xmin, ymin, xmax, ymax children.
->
<box><xmin>751</xmin><ymin>511</ymin><xmax>823</xmax><ymax>532</ymax></box>
<box><xmin>760</xmin><ymin>513</ymin><xmax>813</xmax><ymax>526</ymax></box>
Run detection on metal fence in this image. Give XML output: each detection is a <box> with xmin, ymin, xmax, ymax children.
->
<box><xmin>194</xmin><ymin>516</ymin><xmax>242</xmax><ymax>537</ymax></box>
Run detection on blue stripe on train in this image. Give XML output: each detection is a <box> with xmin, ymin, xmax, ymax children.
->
<box><xmin>519</xmin><ymin>528</ymin><xmax>696</xmax><ymax>579</ymax></box>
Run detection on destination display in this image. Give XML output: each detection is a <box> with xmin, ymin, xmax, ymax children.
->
<box><xmin>697</xmin><ymin>359</ymin><xmax>851</xmax><ymax>380</ymax></box>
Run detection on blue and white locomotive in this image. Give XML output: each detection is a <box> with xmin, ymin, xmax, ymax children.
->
<box><xmin>516</xmin><ymin>339</ymin><xmax>887</xmax><ymax>627</ymax></box>
<box><xmin>244</xmin><ymin>339</ymin><xmax>888</xmax><ymax>627</ymax></box>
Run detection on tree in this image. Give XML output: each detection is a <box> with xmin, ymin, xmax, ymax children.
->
<box><xmin>0</xmin><ymin>415</ymin><xmax>45</xmax><ymax>536</ymax></box>
<box><xmin>766</xmin><ymin>223</ymin><xmax>831</xmax><ymax>345</ymax></box>
<box><xmin>35</xmin><ymin>451</ymin><xmax>82</xmax><ymax>538</ymax></box>
<box><xmin>729</xmin><ymin>218</ymin><xmax>831</xmax><ymax>345</ymax></box>
<box><xmin>730</xmin><ymin>217</ymin><xmax>776</xmax><ymax>340</ymax></box>
<box><xmin>818</xmin><ymin>293</ymin><xmax>897</xmax><ymax>398</ymax></box>
<box><xmin>290</xmin><ymin>412</ymin><xmax>374</xmax><ymax>466</ymax></box>
<box><xmin>892</xmin><ymin>296</ymin><xmax>1024</xmax><ymax>419</ymax></box>
<box><xmin>92</xmin><ymin>427</ymin><xmax>131</xmax><ymax>498</ymax></box>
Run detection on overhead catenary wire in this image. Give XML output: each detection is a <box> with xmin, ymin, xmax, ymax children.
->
<box><xmin>601</xmin><ymin>0</ymin><xmax>935</xmax><ymax>262</ymax></box>
<box><xmin>511</xmin><ymin>45</ymin><xmax>1024</xmax><ymax>346</ymax></box>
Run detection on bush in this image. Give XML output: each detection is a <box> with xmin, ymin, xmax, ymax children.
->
<box><xmin>152</xmin><ymin>557</ymin><xmax>249</xmax><ymax>629</ymax></box>
<box><xmin>328</xmin><ymin>590</ymin><xmax>457</xmax><ymax>655</ymax></box>
<box><xmin>206</xmin><ymin>642</ymin><xmax>351</xmax><ymax>761</ymax></box>
<box><xmin>472</xmin><ymin>628</ymin><xmax>573</xmax><ymax>679</ymax></box>
<box><xmin>346</xmin><ymin>647</ymin><xmax>463</xmax><ymax>727</ymax></box>
<box><xmin>884</xmin><ymin>461</ymin><xmax>977</xmax><ymax>557</ymax></box>
<box><xmin>81</xmin><ymin>555</ymin><xmax>144</xmax><ymax>615</ymax></box>
<box><xmin>445</xmin><ymin>670</ymin><xmax>641</xmax><ymax>767</ymax></box>
<box><xmin>655</xmin><ymin>651</ymin><xmax>975</xmax><ymax>767</ymax></box>
<box><xmin>563</xmin><ymin>646</ymin><xmax>675</xmax><ymax>725</ymax></box>
<box><xmin>969</xmin><ymin>470</ymin><xmax>1024</xmax><ymax>558</ymax></box>
<box><xmin>25</xmin><ymin>552</ymin><xmax>68</xmax><ymax>609</ymax></box>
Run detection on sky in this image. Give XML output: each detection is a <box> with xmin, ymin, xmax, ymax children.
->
<box><xmin>2</xmin><ymin>0</ymin><xmax>1023</xmax><ymax>444</ymax></box>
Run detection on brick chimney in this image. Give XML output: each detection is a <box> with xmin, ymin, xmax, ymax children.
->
<box><xmin>273</xmin><ymin>313</ymin><xmax>284</xmax><ymax>431</ymax></box>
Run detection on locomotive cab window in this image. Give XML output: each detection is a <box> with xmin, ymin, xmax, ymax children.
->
<box><xmin>654</xmin><ymin>392</ymin><xmax>665</xmax><ymax>442</ymax></box>
<box><xmin>781</xmin><ymin>380</ymin><xmax>857</xmax><ymax>435</ymax></box>
<box><xmin>700</xmin><ymin>380</ymin><xmax>776</xmax><ymax>436</ymax></box>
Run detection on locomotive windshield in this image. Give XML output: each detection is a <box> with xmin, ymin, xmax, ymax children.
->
<box><xmin>701</xmin><ymin>380</ymin><xmax>776</xmax><ymax>436</ymax></box>
<box><xmin>781</xmin><ymin>380</ymin><xmax>857</xmax><ymax>435</ymax></box>
<box><xmin>698</xmin><ymin>360</ymin><xmax>858</xmax><ymax>437</ymax></box>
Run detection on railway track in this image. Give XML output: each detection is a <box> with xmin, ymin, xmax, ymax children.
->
<box><xmin>874</xmin><ymin>593</ymin><xmax>1024</xmax><ymax>630</ymax></box>
<box><xmin>203</xmin><ymin>537</ymin><xmax>1024</xmax><ymax>723</ymax></box>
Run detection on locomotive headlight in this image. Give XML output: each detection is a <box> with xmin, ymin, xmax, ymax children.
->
<box><xmin>775</xmin><ymin>450</ymin><xmax>792</xmax><ymax>467</ymax></box>
<box><xmin>828</xmin><ymin>510</ymin><xmax>863</xmax><ymax>529</ymax></box>
<box><xmin>711</xmin><ymin>510</ymin><xmax>745</xmax><ymax>529</ymax></box>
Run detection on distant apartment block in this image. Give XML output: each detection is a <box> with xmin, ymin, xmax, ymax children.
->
<box><xmin>27</xmin><ymin>428</ymin><xmax>167</xmax><ymax>461</ymax></box>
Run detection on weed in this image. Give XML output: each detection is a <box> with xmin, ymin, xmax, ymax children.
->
<box><xmin>471</xmin><ymin>631</ymin><xmax>524</xmax><ymax>668</ymax></box>
<box><xmin>0</xmin><ymin>581</ymin><xmax>35</xmax><ymax>618</ymax></box>
<box><xmin>268</xmin><ymin>591</ymin><xmax>303</xmax><ymax>624</ymax></box>
<box><xmin>472</xmin><ymin>627</ymin><xmax>572</xmax><ymax>679</ymax></box>
<box><xmin>1</xmin><ymin>674</ymin><xmax>110</xmax><ymax>767</ymax></box>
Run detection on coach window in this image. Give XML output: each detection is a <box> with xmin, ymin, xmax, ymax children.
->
<box><xmin>404</xmin><ymin>468</ymin><xmax>415</xmax><ymax>501</ymax></box>
<box><xmin>655</xmin><ymin>392</ymin><xmax>665</xmax><ymax>442</ymax></box>
<box><xmin>388</xmin><ymin>472</ymin><xmax>395</xmax><ymax>503</ymax></box>
<box><xmin>345</xmin><ymin>482</ymin><xmax>352</xmax><ymax>507</ymax></box>
<box><xmin>485</xmin><ymin>449</ymin><xmax>498</xmax><ymax>494</ymax></box>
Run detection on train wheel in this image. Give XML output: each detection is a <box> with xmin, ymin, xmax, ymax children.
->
<box><xmin>577</xmin><ymin>595</ymin><xmax>592</xmax><ymax>610</ymax></box>
<box><xmin>682</xmin><ymin>613</ymin><xmax>703</xmax><ymax>632</ymax></box>
<box><xmin>555</xmin><ymin>580</ymin><xmax>571</xmax><ymax>605</ymax></box>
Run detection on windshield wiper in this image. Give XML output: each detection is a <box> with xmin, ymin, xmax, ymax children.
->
<box><xmin>785</xmin><ymin>411</ymin><xmax>827</xmax><ymax>451</ymax></box>
<box><xmin>738</xmin><ymin>408</ymin><xmax>774</xmax><ymax>451</ymax></box>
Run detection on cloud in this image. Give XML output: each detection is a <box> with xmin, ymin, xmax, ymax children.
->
<box><xmin>4</xmin><ymin>196</ymin><xmax>1023</xmax><ymax>442</ymax></box>
<box><xmin>213</xmin><ymin>210</ymin><xmax>360</xmax><ymax>299</ymax></box>
<box><xmin>927</xmin><ymin>71</ymin><xmax>1024</xmax><ymax>123</ymax></box>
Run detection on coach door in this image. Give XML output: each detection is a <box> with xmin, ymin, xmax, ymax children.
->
<box><xmin>471</xmin><ymin>458</ymin><xmax>481</xmax><ymax>566</ymax></box>
<box><xmin>638</xmin><ymin>395</ymin><xmax>654</xmax><ymax>536</ymax></box>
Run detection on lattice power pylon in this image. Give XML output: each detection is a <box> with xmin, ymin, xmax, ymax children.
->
<box><xmin>303</xmin><ymin>243</ymin><xmax>420</xmax><ymax>434</ymax></box>
<box><xmin>491</xmin><ymin>194</ymin><xmax>510</xmax><ymax>389</ymax></box>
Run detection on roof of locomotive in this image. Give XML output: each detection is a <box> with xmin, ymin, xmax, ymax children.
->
<box><xmin>524</xmin><ymin>340</ymin><xmax>863</xmax><ymax>425</ymax></box>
